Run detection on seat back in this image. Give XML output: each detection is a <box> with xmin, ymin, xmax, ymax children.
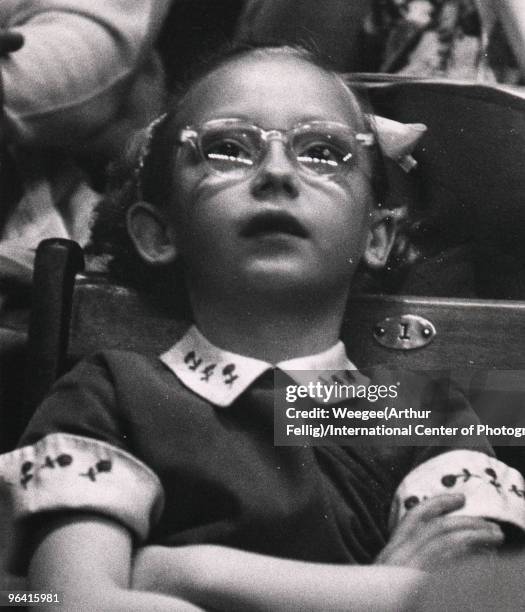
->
<box><xmin>25</xmin><ymin>240</ymin><xmax>187</xmax><ymax>411</ymax></box>
<box><xmin>25</xmin><ymin>239</ymin><xmax>525</xmax><ymax>409</ymax></box>
<box><xmin>15</xmin><ymin>237</ymin><xmax>525</xmax><ymax>477</ymax></box>
<box><xmin>344</xmin><ymin>294</ymin><xmax>525</xmax><ymax>370</ymax></box>
<box><xmin>363</xmin><ymin>79</ymin><xmax>525</xmax><ymax>300</ymax></box>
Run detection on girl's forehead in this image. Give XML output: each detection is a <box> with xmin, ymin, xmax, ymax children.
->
<box><xmin>175</xmin><ymin>55</ymin><xmax>363</xmax><ymax>129</ymax></box>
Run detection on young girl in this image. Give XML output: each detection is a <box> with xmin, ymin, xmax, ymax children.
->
<box><xmin>1</xmin><ymin>45</ymin><xmax>523</xmax><ymax>611</ymax></box>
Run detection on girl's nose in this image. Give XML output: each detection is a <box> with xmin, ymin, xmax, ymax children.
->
<box><xmin>250</xmin><ymin>139</ymin><xmax>300</xmax><ymax>199</ymax></box>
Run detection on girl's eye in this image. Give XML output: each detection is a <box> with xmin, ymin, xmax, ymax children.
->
<box><xmin>203</xmin><ymin>139</ymin><xmax>254</xmax><ymax>170</ymax></box>
<box><xmin>297</xmin><ymin>142</ymin><xmax>353</xmax><ymax>174</ymax></box>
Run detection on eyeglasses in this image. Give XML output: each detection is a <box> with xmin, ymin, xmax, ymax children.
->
<box><xmin>177</xmin><ymin>119</ymin><xmax>375</xmax><ymax>180</ymax></box>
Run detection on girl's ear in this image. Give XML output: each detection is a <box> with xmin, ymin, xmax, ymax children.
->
<box><xmin>126</xmin><ymin>201</ymin><xmax>178</xmax><ymax>265</ymax></box>
<box><xmin>362</xmin><ymin>206</ymin><xmax>402</xmax><ymax>270</ymax></box>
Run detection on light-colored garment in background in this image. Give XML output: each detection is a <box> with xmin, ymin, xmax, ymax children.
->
<box><xmin>0</xmin><ymin>0</ymin><xmax>172</xmax><ymax>282</ymax></box>
<box><xmin>366</xmin><ymin>0</ymin><xmax>522</xmax><ymax>83</ymax></box>
<box><xmin>237</xmin><ymin>0</ymin><xmax>525</xmax><ymax>84</ymax></box>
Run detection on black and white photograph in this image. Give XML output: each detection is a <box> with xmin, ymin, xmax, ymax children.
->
<box><xmin>2</xmin><ymin>1</ymin><xmax>525</xmax><ymax>610</ymax></box>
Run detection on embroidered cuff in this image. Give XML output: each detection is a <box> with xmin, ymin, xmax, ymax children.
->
<box><xmin>0</xmin><ymin>433</ymin><xmax>164</xmax><ymax>542</ymax></box>
<box><xmin>392</xmin><ymin>450</ymin><xmax>525</xmax><ymax>530</ymax></box>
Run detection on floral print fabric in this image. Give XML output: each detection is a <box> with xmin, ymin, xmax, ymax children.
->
<box><xmin>365</xmin><ymin>0</ymin><xmax>520</xmax><ymax>82</ymax></box>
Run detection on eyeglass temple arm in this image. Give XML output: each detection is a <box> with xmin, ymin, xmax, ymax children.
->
<box><xmin>356</xmin><ymin>133</ymin><xmax>375</xmax><ymax>147</ymax></box>
<box><xmin>178</xmin><ymin>128</ymin><xmax>198</xmax><ymax>145</ymax></box>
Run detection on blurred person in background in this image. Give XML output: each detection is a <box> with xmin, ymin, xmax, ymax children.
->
<box><xmin>236</xmin><ymin>0</ymin><xmax>525</xmax><ymax>85</ymax></box>
<box><xmin>0</xmin><ymin>2</ymin><xmax>170</xmax><ymax>446</ymax></box>
<box><xmin>0</xmin><ymin>0</ymin><xmax>171</xmax><ymax>289</ymax></box>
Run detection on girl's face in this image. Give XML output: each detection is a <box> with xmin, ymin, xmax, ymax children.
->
<box><xmin>164</xmin><ymin>54</ymin><xmax>391</xmax><ymax>301</ymax></box>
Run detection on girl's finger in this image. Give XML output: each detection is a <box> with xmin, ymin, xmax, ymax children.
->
<box><xmin>399</xmin><ymin>494</ymin><xmax>466</xmax><ymax>530</ymax></box>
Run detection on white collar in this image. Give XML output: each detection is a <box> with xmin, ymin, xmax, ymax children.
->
<box><xmin>160</xmin><ymin>325</ymin><xmax>367</xmax><ymax>407</ymax></box>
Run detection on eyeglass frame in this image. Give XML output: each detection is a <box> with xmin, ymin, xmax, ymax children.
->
<box><xmin>175</xmin><ymin>118</ymin><xmax>376</xmax><ymax>180</ymax></box>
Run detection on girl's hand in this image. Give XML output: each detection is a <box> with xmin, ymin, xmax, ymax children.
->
<box><xmin>375</xmin><ymin>493</ymin><xmax>504</xmax><ymax>571</ymax></box>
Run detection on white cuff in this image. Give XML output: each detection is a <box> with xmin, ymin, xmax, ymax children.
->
<box><xmin>0</xmin><ymin>433</ymin><xmax>164</xmax><ymax>541</ymax></box>
<box><xmin>392</xmin><ymin>450</ymin><xmax>525</xmax><ymax>530</ymax></box>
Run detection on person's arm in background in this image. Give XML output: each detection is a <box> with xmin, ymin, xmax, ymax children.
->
<box><xmin>493</xmin><ymin>0</ymin><xmax>525</xmax><ymax>82</ymax></box>
<box><xmin>0</xmin><ymin>0</ymin><xmax>172</xmax><ymax>157</ymax></box>
<box><xmin>235</xmin><ymin>0</ymin><xmax>374</xmax><ymax>72</ymax></box>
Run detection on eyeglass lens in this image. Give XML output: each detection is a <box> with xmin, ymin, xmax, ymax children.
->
<box><xmin>199</xmin><ymin>125</ymin><xmax>355</xmax><ymax>177</ymax></box>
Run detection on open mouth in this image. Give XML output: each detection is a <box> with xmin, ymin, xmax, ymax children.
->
<box><xmin>240</xmin><ymin>211</ymin><xmax>308</xmax><ymax>239</ymax></box>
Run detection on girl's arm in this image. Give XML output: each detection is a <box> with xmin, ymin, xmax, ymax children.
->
<box><xmin>29</xmin><ymin>516</ymin><xmax>421</xmax><ymax>612</ymax></box>
<box><xmin>31</xmin><ymin>519</ymin><xmax>420</xmax><ymax>612</ymax></box>
<box><xmin>132</xmin><ymin>495</ymin><xmax>503</xmax><ymax>612</ymax></box>
<box><xmin>29</xmin><ymin>496</ymin><xmax>502</xmax><ymax>612</ymax></box>
<box><xmin>28</xmin><ymin>514</ymin><xmax>204</xmax><ymax>612</ymax></box>
<box><xmin>134</xmin><ymin>545</ymin><xmax>424</xmax><ymax>612</ymax></box>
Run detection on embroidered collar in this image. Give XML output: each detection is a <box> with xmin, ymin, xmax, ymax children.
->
<box><xmin>160</xmin><ymin>325</ymin><xmax>367</xmax><ymax>407</ymax></box>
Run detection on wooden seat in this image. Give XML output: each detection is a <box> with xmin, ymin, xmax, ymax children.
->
<box><xmin>23</xmin><ymin>239</ymin><xmax>525</xmax><ymax>410</ymax></box>
<box><xmin>16</xmin><ymin>237</ymin><xmax>525</xmax><ymax>476</ymax></box>
<box><xmin>344</xmin><ymin>294</ymin><xmax>525</xmax><ymax>370</ymax></box>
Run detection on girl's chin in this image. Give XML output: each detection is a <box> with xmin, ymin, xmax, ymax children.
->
<box><xmin>241</xmin><ymin>263</ymin><xmax>348</xmax><ymax>297</ymax></box>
